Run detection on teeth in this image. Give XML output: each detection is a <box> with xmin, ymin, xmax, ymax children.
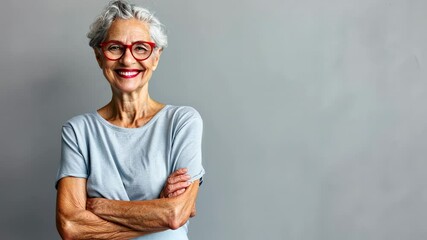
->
<box><xmin>118</xmin><ymin>71</ymin><xmax>138</xmax><ymax>76</ymax></box>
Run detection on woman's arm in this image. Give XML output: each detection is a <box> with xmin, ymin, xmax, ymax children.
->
<box><xmin>86</xmin><ymin>179</ymin><xmax>200</xmax><ymax>231</ymax></box>
<box><xmin>56</xmin><ymin>177</ymin><xmax>156</xmax><ymax>240</ymax></box>
<box><xmin>57</xmin><ymin>171</ymin><xmax>198</xmax><ymax>239</ymax></box>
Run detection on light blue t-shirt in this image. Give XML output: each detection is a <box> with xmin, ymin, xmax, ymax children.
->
<box><xmin>56</xmin><ymin>105</ymin><xmax>205</xmax><ymax>240</ymax></box>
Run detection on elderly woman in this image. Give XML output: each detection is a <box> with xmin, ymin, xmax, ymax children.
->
<box><xmin>55</xmin><ymin>1</ymin><xmax>205</xmax><ymax>239</ymax></box>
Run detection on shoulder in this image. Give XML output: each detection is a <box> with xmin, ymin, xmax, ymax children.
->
<box><xmin>163</xmin><ymin>105</ymin><xmax>203</xmax><ymax>132</ymax></box>
<box><xmin>164</xmin><ymin>105</ymin><xmax>202</xmax><ymax>122</ymax></box>
<box><xmin>62</xmin><ymin>112</ymin><xmax>99</xmax><ymax>130</ymax></box>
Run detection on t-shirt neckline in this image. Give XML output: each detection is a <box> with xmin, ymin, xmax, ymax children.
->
<box><xmin>93</xmin><ymin>105</ymin><xmax>171</xmax><ymax>133</ymax></box>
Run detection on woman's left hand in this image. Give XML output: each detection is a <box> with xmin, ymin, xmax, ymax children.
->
<box><xmin>160</xmin><ymin>168</ymin><xmax>197</xmax><ymax>218</ymax></box>
<box><xmin>160</xmin><ymin>168</ymin><xmax>191</xmax><ymax>198</ymax></box>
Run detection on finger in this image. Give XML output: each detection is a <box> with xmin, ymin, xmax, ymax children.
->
<box><xmin>167</xmin><ymin>168</ymin><xmax>187</xmax><ymax>182</ymax></box>
<box><xmin>165</xmin><ymin>181</ymin><xmax>191</xmax><ymax>195</ymax></box>
<box><xmin>167</xmin><ymin>173</ymin><xmax>191</xmax><ymax>185</ymax></box>
<box><xmin>169</xmin><ymin>168</ymin><xmax>188</xmax><ymax>178</ymax></box>
<box><xmin>168</xmin><ymin>188</ymin><xmax>186</xmax><ymax>198</ymax></box>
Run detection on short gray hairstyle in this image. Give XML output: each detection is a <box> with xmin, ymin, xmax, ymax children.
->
<box><xmin>87</xmin><ymin>0</ymin><xmax>168</xmax><ymax>50</ymax></box>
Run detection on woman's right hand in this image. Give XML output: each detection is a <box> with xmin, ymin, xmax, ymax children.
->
<box><xmin>160</xmin><ymin>168</ymin><xmax>191</xmax><ymax>198</ymax></box>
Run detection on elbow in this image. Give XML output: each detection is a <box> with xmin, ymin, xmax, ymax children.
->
<box><xmin>56</xmin><ymin>212</ymin><xmax>78</xmax><ymax>240</ymax></box>
<box><xmin>57</xmin><ymin>220</ymin><xmax>75</xmax><ymax>240</ymax></box>
<box><xmin>168</xmin><ymin>218</ymin><xmax>187</xmax><ymax>231</ymax></box>
<box><xmin>167</xmin><ymin>207</ymin><xmax>190</xmax><ymax>230</ymax></box>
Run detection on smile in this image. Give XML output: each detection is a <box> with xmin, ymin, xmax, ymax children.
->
<box><xmin>115</xmin><ymin>69</ymin><xmax>141</xmax><ymax>78</ymax></box>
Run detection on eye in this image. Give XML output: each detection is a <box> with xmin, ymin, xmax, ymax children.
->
<box><xmin>107</xmin><ymin>44</ymin><xmax>123</xmax><ymax>52</ymax></box>
<box><xmin>133</xmin><ymin>43</ymin><xmax>150</xmax><ymax>53</ymax></box>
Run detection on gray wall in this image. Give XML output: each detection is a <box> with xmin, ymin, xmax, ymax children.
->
<box><xmin>1</xmin><ymin>0</ymin><xmax>426</xmax><ymax>239</ymax></box>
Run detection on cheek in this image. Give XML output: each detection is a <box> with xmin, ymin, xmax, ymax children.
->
<box><xmin>145</xmin><ymin>58</ymin><xmax>158</xmax><ymax>71</ymax></box>
<box><xmin>139</xmin><ymin>62</ymin><xmax>153</xmax><ymax>71</ymax></box>
<box><xmin>102</xmin><ymin>61</ymin><xmax>115</xmax><ymax>72</ymax></box>
<box><xmin>101</xmin><ymin>64</ymin><xmax>117</xmax><ymax>81</ymax></box>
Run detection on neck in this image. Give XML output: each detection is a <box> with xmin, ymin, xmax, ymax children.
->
<box><xmin>99</xmin><ymin>86</ymin><xmax>164</xmax><ymax>128</ymax></box>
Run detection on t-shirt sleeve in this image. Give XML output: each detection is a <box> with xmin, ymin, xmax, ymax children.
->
<box><xmin>55</xmin><ymin>124</ymin><xmax>88</xmax><ymax>188</ymax></box>
<box><xmin>170</xmin><ymin>110</ymin><xmax>205</xmax><ymax>184</ymax></box>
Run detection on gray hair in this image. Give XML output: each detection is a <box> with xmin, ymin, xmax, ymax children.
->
<box><xmin>87</xmin><ymin>0</ymin><xmax>168</xmax><ymax>50</ymax></box>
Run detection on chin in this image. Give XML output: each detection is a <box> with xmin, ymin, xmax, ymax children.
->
<box><xmin>113</xmin><ymin>81</ymin><xmax>147</xmax><ymax>94</ymax></box>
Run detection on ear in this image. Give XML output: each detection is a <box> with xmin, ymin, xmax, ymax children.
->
<box><xmin>151</xmin><ymin>48</ymin><xmax>163</xmax><ymax>71</ymax></box>
<box><xmin>93</xmin><ymin>48</ymin><xmax>103</xmax><ymax>68</ymax></box>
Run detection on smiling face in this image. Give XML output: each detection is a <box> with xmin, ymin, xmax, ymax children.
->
<box><xmin>95</xmin><ymin>18</ymin><xmax>161</xmax><ymax>94</ymax></box>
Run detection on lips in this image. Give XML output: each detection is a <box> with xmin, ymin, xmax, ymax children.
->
<box><xmin>115</xmin><ymin>69</ymin><xmax>141</xmax><ymax>78</ymax></box>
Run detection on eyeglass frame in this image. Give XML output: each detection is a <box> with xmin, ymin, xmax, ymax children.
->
<box><xmin>99</xmin><ymin>40</ymin><xmax>157</xmax><ymax>61</ymax></box>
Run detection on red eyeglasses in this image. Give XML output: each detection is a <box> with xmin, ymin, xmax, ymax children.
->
<box><xmin>99</xmin><ymin>40</ymin><xmax>156</xmax><ymax>61</ymax></box>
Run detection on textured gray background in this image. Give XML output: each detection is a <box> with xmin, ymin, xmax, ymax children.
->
<box><xmin>1</xmin><ymin>0</ymin><xmax>427</xmax><ymax>239</ymax></box>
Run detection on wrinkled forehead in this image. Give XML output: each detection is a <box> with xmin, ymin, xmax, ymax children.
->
<box><xmin>104</xmin><ymin>18</ymin><xmax>152</xmax><ymax>43</ymax></box>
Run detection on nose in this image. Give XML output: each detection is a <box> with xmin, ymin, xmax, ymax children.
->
<box><xmin>119</xmin><ymin>46</ymin><xmax>136</xmax><ymax>65</ymax></box>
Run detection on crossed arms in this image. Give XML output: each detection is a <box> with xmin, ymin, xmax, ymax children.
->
<box><xmin>56</xmin><ymin>168</ymin><xmax>199</xmax><ymax>240</ymax></box>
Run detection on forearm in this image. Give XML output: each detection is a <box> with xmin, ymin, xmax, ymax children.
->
<box><xmin>88</xmin><ymin>181</ymin><xmax>199</xmax><ymax>231</ymax></box>
<box><xmin>88</xmin><ymin>198</ymin><xmax>172</xmax><ymax>232</ymax></box>
<box><xmin>57</xmin><ymin>208</ymin><xmax>146</xmax><ymax>240</ymax></box>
